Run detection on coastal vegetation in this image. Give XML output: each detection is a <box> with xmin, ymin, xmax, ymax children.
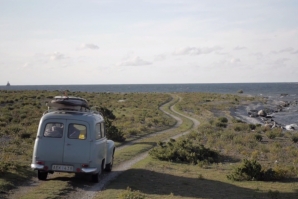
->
<box><xmin>97</xmin><ymin>93</ymin><xmax>298</xmax><ymax>199</ymax></box>
<box><xmin>0</xmin><ymin>90</ymin><xmax>175</xmax><ymax>193</ymax></box>
<box><xmin>1</xmin><ymin>90</ymin><xmax>298</xmax><ymax>198</ymax></box>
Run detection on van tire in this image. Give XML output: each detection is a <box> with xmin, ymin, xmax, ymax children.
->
<box><xmin>38</xmin><ymin>170</ymin><xmax>48</xmax><ymax>181</ymax></box>
<box><xmin>91</xmin><ymin>162</ymin><xmax>104</xmax><ymax>183</ymax></box>
<box><xmin>105</xmin><ymin>152</ymin><xmax>114</xmax><ymax>172</ymax></box>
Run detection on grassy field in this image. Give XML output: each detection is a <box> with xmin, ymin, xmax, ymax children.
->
<box><xmin>95</xmin><ymin>93</ymin><xmax>298</xmax><ymax>199</ymax></box>
<box><xmin>0</xmin><ymin>90</ymin><xmax>175</xmax><ymax>194</ymax></box>
<box><xmin>1</xmin><ymin>91</ymin><xmax>298</xmax><ymax>199</ymax></box>
<box><xmin>95</xmin><ymin>156</ymin><xmax>298</xmax><ymax>199</ymax></box>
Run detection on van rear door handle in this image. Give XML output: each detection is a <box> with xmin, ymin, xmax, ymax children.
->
<box><xmin>66</xmin><ymin>143</ymin><xmax>71</xmax><ymax>146</ymax></box>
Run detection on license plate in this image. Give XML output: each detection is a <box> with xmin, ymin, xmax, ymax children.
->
<box><xmin>52</xmin><ymin>165</ymin><xmax>73</xmax><ymax>171</ymax></box>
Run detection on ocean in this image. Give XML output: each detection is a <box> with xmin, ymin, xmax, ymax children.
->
<box><xmin>1</xmin><ymin>82</ymin><xmax>298</xmax><ymax>96</ymax></box>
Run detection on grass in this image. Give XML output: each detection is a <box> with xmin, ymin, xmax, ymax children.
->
<box><xmin>95</xmin><ymin>157</ymin><xmax>298</xmax><ymax>199</ymax></box>
<box><xmin>1</xmin><ymin>92</ymin><xmax>193</xmax><ymax>198</ymax></box>
<box><xmin>2</xmin><ymin>91</ymin><xmax>298</xmax><ymax>199</ymax></box>
<box><xmin>0</xmin><ymin>90</ymin><xmax>176</xmax><ymax>195</ymax></box>
<box><xmin>95</xmin><ymin>92</ymin><xmax>298</xmax><ymax>199</ymax></box>
<box><xmin>113</xmin><ymin>95</ymin><xmax>194</xmax><ymax>166</ymax></box>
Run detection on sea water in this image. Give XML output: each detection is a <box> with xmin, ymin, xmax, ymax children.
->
<box><xmin>1</xmin><ymin>82</ymin><xmax>297</xmax><ymax>96</ymax></box>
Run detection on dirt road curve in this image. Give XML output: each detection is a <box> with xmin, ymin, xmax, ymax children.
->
<box><xmin>74</xmin><ymin>96</ymin><xmax>200</xmax><ymax>199</ymax></box>
<box><xmin>7</xmin><ymin>95</ymin><xmax>200</xmax><ymax>199</ymax></box>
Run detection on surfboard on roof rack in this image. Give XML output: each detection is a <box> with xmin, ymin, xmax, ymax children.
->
<box><xmin>49</xmin><ymin>96</ymin><xmax>89</xmax><ymax>111</ymax></box>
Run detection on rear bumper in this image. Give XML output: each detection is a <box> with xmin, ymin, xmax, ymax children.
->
<box><xmin>81</xmin><ymin>167</ymin><xmax>97</xmax><ymax>173</ymax></box>
<box><xmin>31</xmin><ymin>163</ymin><xmax>97</xmax><ymax>173</ymax></box>
<box><xmin>31</xmin><ymin>163</ymin><xmax>45</xmax><ymax>170</ymax></box>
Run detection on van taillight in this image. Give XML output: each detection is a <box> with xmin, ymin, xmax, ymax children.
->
<box><xmin>37</xmin><ymin>161</ymin><xmax>44</xmax><ymax>165</ymax></box>
<box><xmin>82</xmin><ymin>164</ymin><xmax>89</xmax><ymax>168</ymax></box>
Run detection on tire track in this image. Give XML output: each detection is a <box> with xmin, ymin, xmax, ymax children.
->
<box><xmin>77</xmin><ymin>95</ymin><xmax>200</xmax><ymax>199</ymax></box>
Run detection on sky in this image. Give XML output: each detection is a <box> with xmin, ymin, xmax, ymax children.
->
<box><xmin>0</xmin><ymin>0</ymin><xmax>297</xmax><ymax>85</ymax></box>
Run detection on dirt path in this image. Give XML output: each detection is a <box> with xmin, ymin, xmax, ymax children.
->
<box><xmin>73</xmin><ymin>95</ymin><xmax>200</xmax><ymax>199</ymax></box>
<box><xmin>7</xmin><ymin>95</ymin><xmax>200</xmax><ymax>199</ymax></box>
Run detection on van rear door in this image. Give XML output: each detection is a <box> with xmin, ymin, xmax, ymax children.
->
<box><xmin>36</xmin><ymin>119</ymin><xmax>65</xmax><ymax>163</ymax></box>
<box><xmin>63</xmin><ymin>120</ymin><xmax>90</xmax><ymax>164</ymax></box>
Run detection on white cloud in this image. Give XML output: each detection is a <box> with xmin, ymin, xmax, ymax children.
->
<box><xmin>22</xmin><ymin>63</ymin><xmax>29</xmax><ymax>68</ymax></box>
<box><xmin>154</xmin><ymin>54</ymin><xmax>166</xmax><ymax>61</ymax></box>
<box><xmin>279</xmin><ymin>47</ymin><xmax>294</xmax><ymax>53</ymax></box>
<box><xmin>234</xmin><ymin>46</ymin><xmax>247</xmax><ymax>50</ymax></box>
<box><xmin>271</xmin><ymin>47</ymin><xmax>295</xmax><ymax>54</ymax></box>
<box><xmin>79</xmin><ymin>43</ymin><xmax>99</xmax><ymax>50</ymax></box>
<box><xmin>273</xmin><ymin>58</ymin><xmax>290</xmax><ymax>65</ymax></box>
<box><xmin>230</xmin><ymin>58</ymin><xmax>241</xmax><ymax>64</ymax></box>
<box><xmin>251</xmin><ymin>52</ymin><xmax>263</xmax><ymax>60</ymax></box>
<box><xmin>173</xmin><ymin>46</ymin><xmax>222</xmax><ymax>56</ymax></box>
<box><xmin>117</xmin><ymin>56</ymin><xmax>152</xmax><ymax>66</ymax></box>
<box><xmin>49</xmin><ymin>52</ymin><xmax>67</xmax><ymax>60</ymax></box>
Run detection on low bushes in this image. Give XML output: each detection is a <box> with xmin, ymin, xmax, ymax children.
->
<box><xmin>227</xmin><ymin>159</ymin><xmax>292</xmax><ymax>181</ymax></box>
<box><xmin>119</xmin><ymin>187</ymin><xmax>145</xmax><ymax>199</ymax></box>
<box><xmin>149</xmin><ymin>137</ymin><xmax>219</xmax><ymax>164</ymax></box>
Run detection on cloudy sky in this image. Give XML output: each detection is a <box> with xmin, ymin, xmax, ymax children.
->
<box><xmin>1</xmin><ymin>0</ymin><xmax>297</xmax><ymax>85</ymax></box>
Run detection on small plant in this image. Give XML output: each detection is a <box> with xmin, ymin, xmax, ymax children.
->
<box><xmin>291</xmin><ymin>134</ymin><xmax>298</xmax><ymax>143</ymax></box>
<box><xmin>218</xmin><ymin>117</ymin><xmax>228</xmax><ymax>123</ymax></box>
<box><xmin>248</xmin><ymin>124</ymin><xmax>256</xmax><ymax>130</ymax></box>
<box><xmin>227</xmin><ymin>159</ymin><xmax>262</xmax><ymax>181</ymax></box>
<box><xmin>150</xmin><ymin>137</ymin><xmax>219</xmax><ymax>164</ymax></box>
<box><xmin>227</xmin><ymin>159</ymin><xmax>290</xmax><ymax>182</ymax></box>
<box><xmin>266</xmin><ymin>129</ymin><xmax>282</xmax><ymax>139</ymax></box>
<box><xmin>215</xmin><ymin>121</ymin><xmax>227</xmax><ymax>128</ymax></box>
<box><xmin>254</xmin><ymin>134</ymin><xmax>263</xmax><ymax>141</ymax></box>
<box><xmin>119</xmin><ymin>187</ymin><xmax>146</xmax><ymax>199</ymax></box>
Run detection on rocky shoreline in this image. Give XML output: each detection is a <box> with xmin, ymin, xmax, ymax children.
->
<box><xmin>231</xmin><ymin>93</ymin><xmax>298</xmax><ymax>131</ymax></box>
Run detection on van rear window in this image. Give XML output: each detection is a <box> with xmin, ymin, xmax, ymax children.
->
<box><xmin>44</xmin><ymin>123</ymin><xmax>64</xmax><ymax>138</ymax></box>
<box><xmin>68</xmin><ymin>124</ymin><xmax>87</xmax><ymax>139</ymax></box>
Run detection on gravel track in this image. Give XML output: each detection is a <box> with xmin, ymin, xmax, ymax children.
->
<box><xmin>69</xmin><ymin>96</ymin><xmax>200</xmax><ymax>199</ymax></box>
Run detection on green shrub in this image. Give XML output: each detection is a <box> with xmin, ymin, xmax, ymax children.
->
<box><xmin>128</xmin><ymin>130</ymin><xmax>139</xmax><ymax>136</ymax></box>
<box><xmin>248</xmin><ymin>124</ymin><xmax>256</xmax><ymax>130</ymax></box>
<box><xmin>227</xmin><ymin>159</ymin><xmax>289</xmax><ymax>182</ymax></box>
<box><xmin>233</xmin><ymin>123</ymin><xmax>250</xmax><ymax>132</ymax></box>
<box><xmin>266</xmin><ymin>129</ymin><xmax>282</xmax><ymax>139</ymax></box>
<box><xmin>215</xmin><ymin>122</ymin><xmax>227</xmax><ymax>128</ymax></box>
<box><xmin>149</xmin><ymin>138</ymin><xmax>218</xmax><ymax>164</ymax></box>
<box><xmin>218</xmin><ymin>117</ymin><xmax>228</xmax><ymax>123</ymax></box>
<box><xmin>221</xmin><ymin>131</ymin><xmax>236</xmax><ymax>141</ymax></box>
<box><xmin>227</xmin><ymin>159</ymin><xmax>262</xmax><ymax>181</ymax></box>
<box><xmin>291</xmin><ymin>134</ymin><xmax>298</xmax><ymax>143</ymax></box>
<box><xmin>254</xmin><ymin>134</ymin><xmax>263</xmax><ymax>141</ymax></box>
<box><xmin>119</xmin><ymin>187</ymin><xmax>146</xmax><ymax>199</ymax></box>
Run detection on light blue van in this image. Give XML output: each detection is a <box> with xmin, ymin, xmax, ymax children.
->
<box><xmin>31</xmin><ymin>96</ymin><xmax>115</xmax><ymax>183</ymax></box>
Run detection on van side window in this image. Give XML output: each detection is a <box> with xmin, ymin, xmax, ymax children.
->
<box><xmin>68</xmin><ymin>124</ymin><xmax>87</xmax><ymax>140</ymax></box>
<box><xmin>44</xmin><ymin>123</ymin><xmax>64</xmax><ymax>138</ymax></box>
<box><xmin>101</xmin><ymin>123</ymin><xmax>105</xmax><ymax>138</ymax></box>
<box><xmin>95</xmin><ymin>123</ymin><xmax>101</xmax><ymax>140</ymax></box>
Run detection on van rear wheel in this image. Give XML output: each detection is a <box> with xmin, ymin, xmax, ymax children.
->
<box><xmin>91</xmin><ymin>163</ymin><xmax>104</xmax><ymax>183</ymax></box>
<box><xmin>38</xmin><ymin>170</ymin><xmax>48</xmax><ymax>181</ymax></box>
<box><xmin>105</xmin><ymin>153</ymin><xmax>114</xmax><ymax>172</ymax></box>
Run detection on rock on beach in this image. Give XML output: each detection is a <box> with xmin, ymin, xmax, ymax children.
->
<box><xmin>231</xmin><ymin>93</ymin><xmax>298</xmax><ymax>131</ymax></box>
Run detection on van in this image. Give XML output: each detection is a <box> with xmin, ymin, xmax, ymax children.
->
<box><xmin>31</xmin><ymin>96</ymin><xmax>115</xmax><ymax>182</ymax></box>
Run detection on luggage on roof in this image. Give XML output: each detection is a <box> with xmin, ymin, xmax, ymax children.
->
<box><xmin>49</xmin><ymin>96</ymin><xmax>89</xmax><ymax>111</ymax></box>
